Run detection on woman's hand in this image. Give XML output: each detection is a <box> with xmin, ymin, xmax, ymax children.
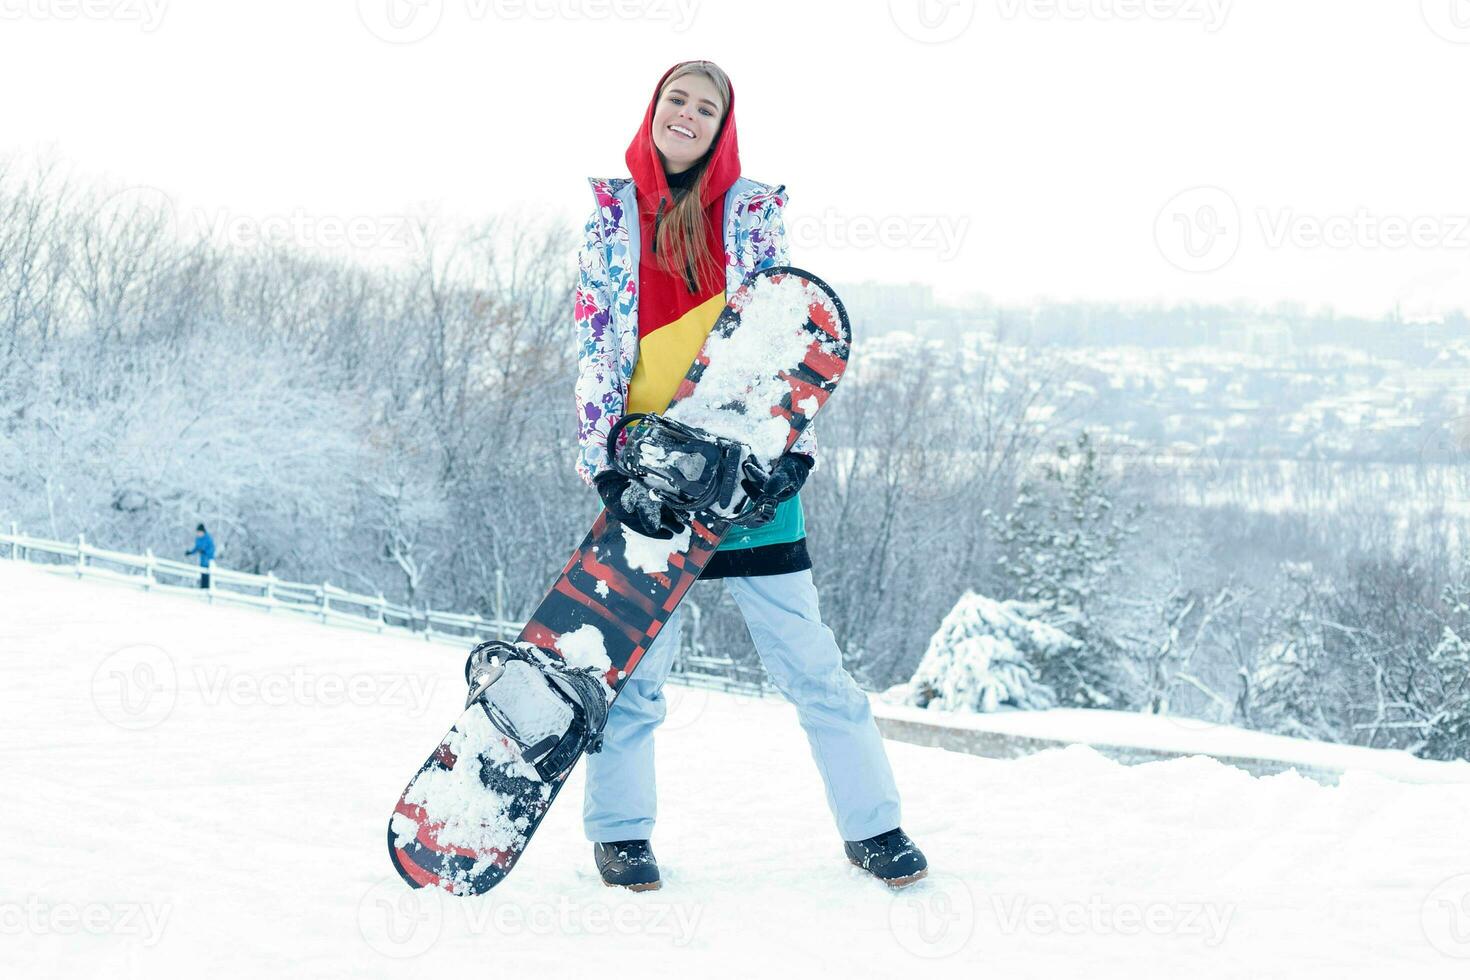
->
<box><xmin>594</xmin><ymin>471</ymin><xmax>687</xmax><ymax>540</ymax></box>
<box><xmin>737</xmin><ymin>453</ymin><xmax>812</xmax><ymax>528</ymax></box>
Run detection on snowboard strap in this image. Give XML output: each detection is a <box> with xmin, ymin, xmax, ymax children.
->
<box><xmin>464</xmin><ymin>639</ymin><xmax>611</xmax><ymax>782</ymax></box>
<box><xmin>607</xmin><ymin>412</ymin><xmax>775</xmax><ymax>524</ymax></box>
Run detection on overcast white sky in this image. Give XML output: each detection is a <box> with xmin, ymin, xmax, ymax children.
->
<box><xmin>3</xmin><ymin>0</ymin><xmax>1468</xmax><ymax>317</ymax></box>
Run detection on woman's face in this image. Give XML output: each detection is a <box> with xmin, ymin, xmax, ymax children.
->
<box><xmin>650</xmin><ymin>73</ymin><xmax>725</xmax><ymax>175</ymax></box>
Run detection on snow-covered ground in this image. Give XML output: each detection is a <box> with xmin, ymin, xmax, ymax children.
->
<box><xmin>4</xmin><ymin>559</ymin><xmax>1470</xmax><ymax>979</ymax></box>
<box><xmin>874</xmin><ymin>700</ymin><xmax>1470</xmax><ymax>785</ymax></box>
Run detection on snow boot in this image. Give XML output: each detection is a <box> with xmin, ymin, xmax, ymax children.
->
<box><xmin>844</xmin><ymin>827</ymin><xmax>928</xmax><ymax>887</ymax></box>
<box><xmin>594</xmin><ymin>840</ymin><xmax>661</xmax><ymax>892</ymax></box>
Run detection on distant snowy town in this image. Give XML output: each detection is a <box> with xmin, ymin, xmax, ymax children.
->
<box><xmin>838</xmin><ymin>281</ymin><xmax>1470</xmax><ymax>464</ymax></box>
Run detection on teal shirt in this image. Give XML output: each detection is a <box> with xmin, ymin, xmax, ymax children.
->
<box><xmin>718</xmin><ymin>494</ymin><xmax>806</xmax><ymax>551</ymax></box>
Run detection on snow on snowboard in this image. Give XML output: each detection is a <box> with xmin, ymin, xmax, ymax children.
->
<box><xmin>388</xmin><ymin>266</ymin><xmax>852</xmax><ymax>895</ymax></box>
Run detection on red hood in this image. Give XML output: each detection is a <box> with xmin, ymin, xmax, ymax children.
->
<box><xmin>624</xmin><ymin>62</ymin><xmax>741</xmax><ymax>220</ymax></box>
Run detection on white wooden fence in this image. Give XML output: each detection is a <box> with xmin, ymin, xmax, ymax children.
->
<box><xmin>9</xmin><ymin>528</ymin><xmax>1362</xmax><ymax>779</ymax></box>
<box><xmin>0</xmin><ymin>524</ymin><xmax>767</xmax><ymax>693</ymax></box>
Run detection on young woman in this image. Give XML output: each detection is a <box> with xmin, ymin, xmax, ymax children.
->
<box><xmin>573</xmin><ymin>60</ymin><xmax>927</xmax><ymax>889</ymax></box>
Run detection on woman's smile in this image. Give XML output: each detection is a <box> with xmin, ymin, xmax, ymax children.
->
<box><xmin>651</xmin><ymin>75</ymin><xmax>724</xmax><ymax>174</ymax></box>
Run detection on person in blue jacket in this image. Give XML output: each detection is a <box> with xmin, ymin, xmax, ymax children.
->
<box><xmin>185</xmin><ymin>523</ymin><xmax>215</xmax><ymax>589</ymax></box>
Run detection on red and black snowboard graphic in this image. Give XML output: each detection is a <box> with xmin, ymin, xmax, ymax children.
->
<box><xmin>387</xmin><ymin>266</ymin><xmax>851</xmax><ymax>895</ymax></box>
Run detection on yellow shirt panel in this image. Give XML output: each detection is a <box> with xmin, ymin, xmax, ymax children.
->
<box><xmin>626</xmin><ymin>291</ymin><xmax>727</xmax><ymax>415</ymax></box>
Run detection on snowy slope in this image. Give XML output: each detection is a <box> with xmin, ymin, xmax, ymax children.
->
<box><xmin>4</xmin><ymin>560</ymin><xmax>1470</xmax><ymax>979</ymax></box>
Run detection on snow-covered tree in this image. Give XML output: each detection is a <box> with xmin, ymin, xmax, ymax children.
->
<box><xmin>884</xmin><ymin>591</ymin><xmax>1069</xmax><ymax>712</ymax></box>
<box><xmin>1248</xmin><ymin>559</ymin><xmax>1470</xmax><ymax>760</ymax></box>
<box><xmin>1245</xmin><ymin>563</ymin><xmax>1337</xmax><ymax>741</ymax></box>
<box><xmin>988</xmin><ymin>431</ymin><xmax>1139</xmax><ymax>708</ymax></box>
<box><xmin>1423</xmin><ymin>621</ymin><xmax>1470</xmax><ymax>760</ymax></box>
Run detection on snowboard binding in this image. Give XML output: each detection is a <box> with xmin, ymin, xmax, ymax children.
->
<box><xmin>607</xmin><ymin>413</ymin><xmax>773</xmax><ymax>526</ymax></box>
<box><xmin>463</xmin><ymin>640</ymin><xmax>610</xmax><ymax>782</ymax></box>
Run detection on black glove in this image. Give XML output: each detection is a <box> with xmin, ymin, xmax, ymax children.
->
<box><xmin>594</xmin><ymin>470</ymin><xmax>686</xmax><ymax>539</ymax></box>
<box><xmin>737</xmin><ymin>453</ymin><xmax>812</xmax><ymax>529</ymax></box>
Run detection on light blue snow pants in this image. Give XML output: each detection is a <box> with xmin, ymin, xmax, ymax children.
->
<box><xmin>583</xmin><ymin>568</ymin><xmax>902</xmax><ymax>843</ymax></box>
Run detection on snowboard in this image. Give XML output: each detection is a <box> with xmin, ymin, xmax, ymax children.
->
<box><xmin>387</xmin><ymin>266</ymin><xmax>852</xmax><ymax>895</ymax></box>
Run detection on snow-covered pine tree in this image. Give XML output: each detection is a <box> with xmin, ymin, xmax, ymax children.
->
<box><xmin>884</xmin><ymin>591</ymin><xmax>1069</xmax><ymax>712</ymax></box>
<box><xmin>1421</xmin><ymin>581</ymin><xmax>1470</xmax><ymax>761</ymax></box>
<box><xmin>1248</xmin><ymin>563</ymin><xmax>1348</xmax><ymax>742</ymax></box>
<box><xmin>1423</xmin><ymin>626</ymin><xmax>1470</xmax><ymax>758</ymax></box>
<box><xmin>987</xmin><ymin>431</ymin><xmax>1138</xmax><ymax>708</ymax></box>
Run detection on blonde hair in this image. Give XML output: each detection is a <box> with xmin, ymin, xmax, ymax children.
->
<box><xmin>653</xmin><ymin>60</ymin><xmax>731</xmax><ymax>295</ymax></box>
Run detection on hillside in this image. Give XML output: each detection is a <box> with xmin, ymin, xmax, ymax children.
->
<box><xmin>3</xmin><ymin>561</ymin><xmax>1469</xmax><ymax>978</ymax></box>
